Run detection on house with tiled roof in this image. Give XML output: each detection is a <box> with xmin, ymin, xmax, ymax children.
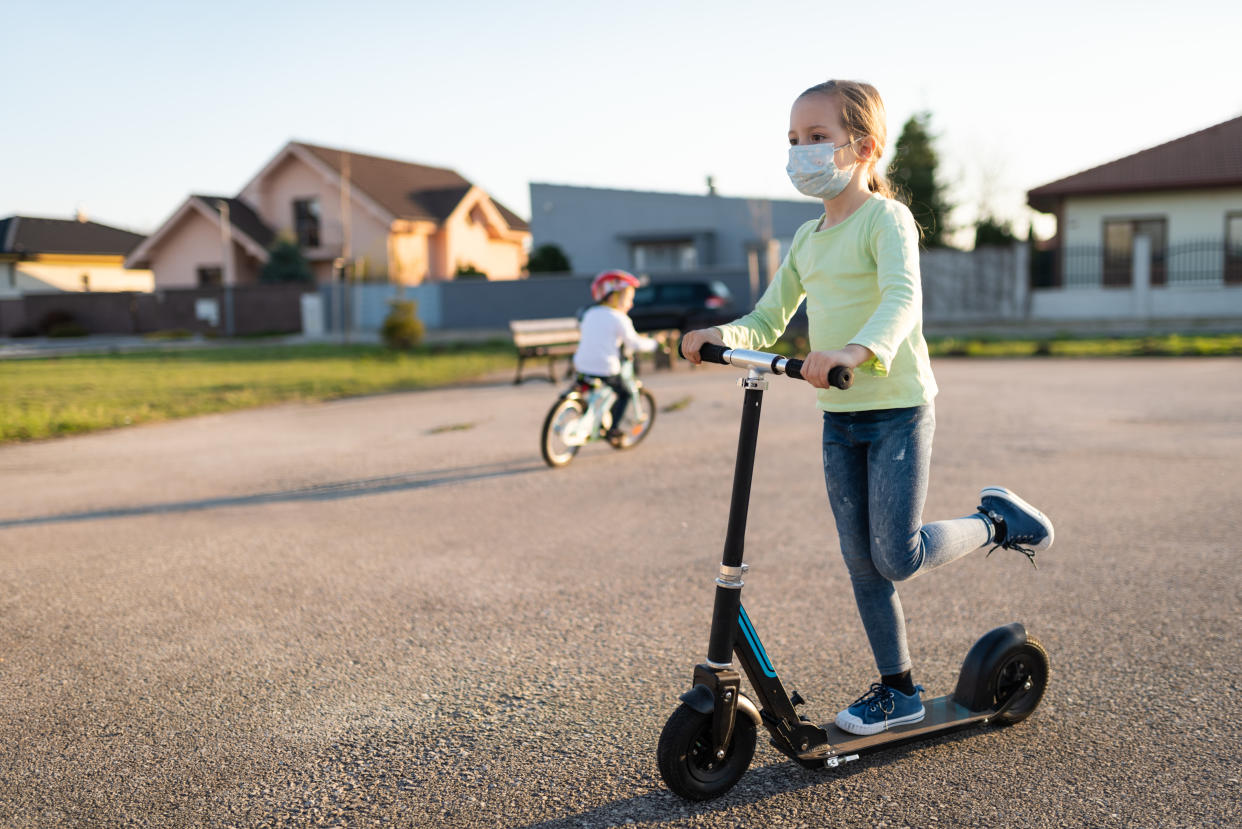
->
<box><xmin>127</xmin><ymin>141</ymin><xmax>531</xmax><ymax>288</ymax></box>
<box><xmin>0</xmin><ymin>213</ymin><xmax>153</xmax><ymax>297</ymax></box>
<box><xmin>1026</xmin><ymin>115</ymin><xmax>1242</xmax><ymax>323</ymax></box>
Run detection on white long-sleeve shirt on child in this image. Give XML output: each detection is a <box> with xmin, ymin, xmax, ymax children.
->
<box><xmin>573</xmin><ymin>305</ymin><xmax>659</xmax><ymax>377</ymax></box>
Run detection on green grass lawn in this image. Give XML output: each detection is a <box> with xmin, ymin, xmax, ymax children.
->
<box><xmin>772</xmin><ymin>332</ymin><xmax>1242</xmax><ymax>360</ymax></box>
<box><xmin>0</xmin><ymin>342</ymin><xmax>517</xmax><ymax>443</ymax></box>
<box><xmin>3</xmin><ymin>334</ymin><xmax>1241</xmax><ymax>444</ymax></box>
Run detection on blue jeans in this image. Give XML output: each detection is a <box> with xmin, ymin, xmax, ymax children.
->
<box><xmin>822</xmin><ymin>406</ymin><xmax>991</xmax><ymax>675</ymax></box>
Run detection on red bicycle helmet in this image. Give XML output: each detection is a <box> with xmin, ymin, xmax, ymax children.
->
<box><xmin>590</xmin><ymin>269</ymin><xmax>641</xmax><ymax>302</ymax></box>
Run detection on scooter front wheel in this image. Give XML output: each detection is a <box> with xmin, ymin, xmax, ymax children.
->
<box><xmin>657</xmin><ymin>702</ymin><xmax>756</xmax><ymax>801</ymax></box>
<box><xmin>986</xmin><ymin>636</ymin><xmax>1050</xmax><ymax>726</ymax></box>
<box><xmin>540</xmin><ymin>397</ymin><xmax>585</xmax><ymax>468</ymax></box>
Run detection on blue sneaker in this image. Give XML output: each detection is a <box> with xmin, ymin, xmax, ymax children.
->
<box><xmin>835</xmin><ymin>683</ymin><xmax>925</xmax><ymax>736</ymax></box>
<box><xmin>978</xmin><ymin>486</ymin><xmax>1054</xmax><ymax>567</ymax></box>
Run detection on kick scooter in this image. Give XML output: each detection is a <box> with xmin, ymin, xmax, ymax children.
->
<box><xmin>658</xmin><ymin>343</ymin><xmax>1049</xmax><ymax>800</ymax></box>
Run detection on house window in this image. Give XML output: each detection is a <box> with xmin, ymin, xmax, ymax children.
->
<box><xmin>293</xmin><ymin>198</ymin><xmax>321</xmax><ymax>248</ymax></box>
<box><xmin>632</xmin><ymin>240</ymin><xmax>697</xmax><ymax>272</ymax></box>
<box><xmin>1103</xmin><ymin>218</ymin><xmax>1166</xmax><ymax>287</ymax></box>
<box><xmin>196</xmin><ymin>266</ymin><xmax>223</xmax><ymax>287</ymax></box>
<box><xmin>1227</xmin><ymin>212</ymin><xmax>1242</xmax><ymax>286</ymax></box>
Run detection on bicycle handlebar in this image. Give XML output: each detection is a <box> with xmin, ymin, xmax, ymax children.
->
<box><xmin>682</xmin><ymin>342</ymin><xmax>853</xmax><ymax>390</ymax></box>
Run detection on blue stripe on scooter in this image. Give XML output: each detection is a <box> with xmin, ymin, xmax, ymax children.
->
<box><xmin>738</xmin><ymin>605</ymin><xmax>778</xmax><ymax>678</ymax></box>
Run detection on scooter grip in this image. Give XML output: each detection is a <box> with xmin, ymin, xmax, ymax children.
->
<box><xmin>785</xmin><ymin>359</ymin><xmax>853</xmax><ymax>389</ymax></box>
<box><xmin>679</xmin><ymin>340</ymin><xmax>730</xmax><ymax>365</ymax></box>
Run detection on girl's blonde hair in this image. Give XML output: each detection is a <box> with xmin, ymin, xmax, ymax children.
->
<box><xmin>798</xmin><ymin>80</ymin><xmax>895</xmax><ymax>199</ymax></box>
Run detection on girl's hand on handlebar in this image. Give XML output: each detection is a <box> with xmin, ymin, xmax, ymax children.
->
<box><xmin>799</xmin><ymin>345</ymin><xmax>873</xmax><ymax>389</ymax></box>
<box><xmin>680</xmin><ymin>328</ymin><xmax>725</xmax><ymax>365</ymax></box>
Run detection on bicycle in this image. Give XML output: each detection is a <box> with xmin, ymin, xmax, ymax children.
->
<box><xmin>539</xmin><ymin>356</ymin><xmax>656</xmax><ymax>468</ymax></box>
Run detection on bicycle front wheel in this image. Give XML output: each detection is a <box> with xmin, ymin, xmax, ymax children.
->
<box><xmin>541</xmin><ymin>397</ymin><xmax>585</xmax><ymax>467</ymax></box>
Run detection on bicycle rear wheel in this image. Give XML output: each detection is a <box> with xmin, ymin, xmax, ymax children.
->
<box><xmin>608</xmin><ymin>389</ymin><xmax>656</xmax><ymax>450</ymax></box>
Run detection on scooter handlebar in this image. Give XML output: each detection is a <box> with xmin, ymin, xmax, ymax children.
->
<box><xmin>681</xmin><ymin>342</ymin><xmax>853</xmax><ymax>390</ymax></box>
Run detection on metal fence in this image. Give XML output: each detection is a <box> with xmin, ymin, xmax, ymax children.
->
<box><xmin>1040</xmin><ymin>239</ymin><xmax>1235</xmax><ymax>289</ymax></box>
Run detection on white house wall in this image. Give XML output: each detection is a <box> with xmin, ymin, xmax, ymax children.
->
<box><xmin>0</xmin><ymin>260</ymin><xmax>153</xmax><ymax>296</ymax></box>
<box><xmin>1062</xmin><ymin>188</ymin><xmax>1242</xmax><ymax>246</ymax></box>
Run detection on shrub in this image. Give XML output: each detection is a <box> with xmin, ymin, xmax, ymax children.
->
<box><xmin>261</xmin><ymin>235</ymin><xmax>315</xmax><ymax>284</ymax></box>
<box><xmin>454</xmin><ymin>262</ymin><xmax>488</xmax><ymax>280</ymax></box>
<box><xmin>46</xmin><ymin>321</ymin><xmax>89</xmax><ymax>338</ymax></box>
<box><xmin>526</xmin><ymin>244</ymin><xmax>572</xmax><ymax>273</ymax></box>
<box><xmin>36</xmin><ymin>310</ymin><xmax>88</xmax><ymax>337</ymax></box>
<box><xmin>381</xmin><ymin>299</ymin><xmax>425</xmax><ymax>350</ymax></box>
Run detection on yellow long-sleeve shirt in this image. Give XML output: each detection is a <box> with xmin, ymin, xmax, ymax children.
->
<box><xmin>716</xmin><ymin>193</ymin><xmax>937</xmax><ymax>412</ymax></box>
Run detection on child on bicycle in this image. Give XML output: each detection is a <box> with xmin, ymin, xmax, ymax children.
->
<box><xmin>574</xmin><ymin>270</ymin><xmax>661</xmax><ymax>440</ymax></box>
<box><xmin>680</xmin><ymin>79</ymin><xmax>1054</xmax><ymax>737</ymax></box>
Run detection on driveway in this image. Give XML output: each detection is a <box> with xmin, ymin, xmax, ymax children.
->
<box><xmin>1</xmin><ymin>358</ymin><xmax>1239</xmax><ymax>827</ymax></box>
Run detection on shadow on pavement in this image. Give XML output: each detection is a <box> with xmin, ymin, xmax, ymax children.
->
<box><xmin>515</xmin><ymin>726</ymin><xmax>994</xmax><ymax>828</ymax></box>
<box><xmin>0</xmin><ymin>459</ymin><xmax>546</xmax><ymax>529</ymax></box>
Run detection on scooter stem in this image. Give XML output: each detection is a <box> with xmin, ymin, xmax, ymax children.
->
<box><xmin>705</xmin><ymin>369</ymin><xmax>768</xmax><ymax>667</ymax></box>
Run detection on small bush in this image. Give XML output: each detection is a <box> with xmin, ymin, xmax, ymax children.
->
<box><xmin>381</xmin><ymin>299</ymin><xmax>425</xmax><ymax>350</ymax></box>
<box><xmin>454</xmin><ymin>262</ymin><xmax>488</xmax><ymax>280</ymax></box>
<box><xmin>46</xmin><ymin>321</ymin><xmax>89</xmax><ymax>338</ymax></box>
<box><xmin>144</xmin><ymin>329</ymin><xmax>195</xmax><ymax>341</ymax></box>
<box><xmin>35</xmin><ymin>310</ymin><xmax>88</xmax><ymax>337</ymax></box>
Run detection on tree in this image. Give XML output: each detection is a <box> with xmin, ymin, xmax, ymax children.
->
<box><xmin>261</xmin><ymin>235</ymin><xmax>315</xmax><ymax>284</ymax></box>
<box><xmin>973</xmin><ymin>215</ymin><xmax>1020</xmax><ymax>248</ymax></box>
<box><xmin>526</xmin><ymin>243</ymin><xmax>572</xmax><ymax>274</ymax></box>
<box><xmin>886</xmin><ymin>112</ymin><xmax>953</xmax><ymax>248</ymax></box>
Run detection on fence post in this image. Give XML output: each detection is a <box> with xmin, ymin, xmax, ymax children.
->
<box><xmin>1013</xmin><ymin>241</ymin><xmax>1030</xmax><ymax>319</ymax></box>
<box><xmin>1132</xmin><ymin>235</ymin><xmax>1152</xmax><ymax>322</ymax></box>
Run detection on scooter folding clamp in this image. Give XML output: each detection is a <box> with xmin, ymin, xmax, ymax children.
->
<box><xmin>715</xmin><ymin>563</ymin><xmax>749</xmax><ymax>589</ymax></box>
<box><xmin>737</xmin><ymin>374</ymin><xmax>769</xmax><ymax>391</ymax></box>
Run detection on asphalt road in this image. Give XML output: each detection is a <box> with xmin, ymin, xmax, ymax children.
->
<box><xmin>2</xmin><ymin>358</ymin><xmax>1240</xmax><ymax>828</ymax></box>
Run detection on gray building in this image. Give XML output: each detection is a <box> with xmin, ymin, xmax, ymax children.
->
<box><xmin>528</xmin><ymin>182</ymin><xmax>823</xmax><ymax>276</ymax></box>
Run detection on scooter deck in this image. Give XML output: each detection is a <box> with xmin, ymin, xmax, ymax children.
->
<box><xmin>818</xmin><ymin>694</ymin><xmax>990</xmax><ymax>756</ymax></box>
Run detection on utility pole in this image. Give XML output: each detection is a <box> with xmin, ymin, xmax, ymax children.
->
<box><xmin>218</xmin><ymin>199</ymin><xmax>235</xmax><ymax>337</ymax></box>
<box><xmin>340</xmin><ymin>151</ymin><xmax>352</xmax><ymax>344</ymax></box>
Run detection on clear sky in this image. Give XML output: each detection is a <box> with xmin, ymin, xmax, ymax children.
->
<box><xmin>4</xmin><ymin>0</ymin><xmax>1240</xmax><ymax>244</ymax></box>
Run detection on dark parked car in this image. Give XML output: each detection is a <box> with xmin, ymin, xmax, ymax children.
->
<box><xmin>628</xmin><ymin>280</ymin><xmax>736</xmax><ymax>333</ymax></box>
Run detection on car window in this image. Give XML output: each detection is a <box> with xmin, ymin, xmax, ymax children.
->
<box><xmin>632</xmin><ymin>286</ymin><xmax>656</xmax><ymax>305</ymax></box>
<box><xmin>658</xmin><ymin>284</ymin><xmax>704</xmax><ymax>303</ymax></box>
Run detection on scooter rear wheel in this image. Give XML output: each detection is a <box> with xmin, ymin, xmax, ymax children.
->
<box><xmin>986</xmin><ymin>636</ymin><xmax>1050</xmax><ymax>726</ymax></box>
<box><xmin>657</xmin><ymin>703</ymin><xmax>756</xmax><ymax>801</ymax></box>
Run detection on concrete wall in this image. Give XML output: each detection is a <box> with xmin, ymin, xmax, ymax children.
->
<box><xmin>529</xmin><ymin>183</ymin><xmax>823</xmax><ymax>275</ymax></box>
<box><xmin>0</xmin><ymin>284</ymin><xmax>312</xmax><ymax>336</ymax></box>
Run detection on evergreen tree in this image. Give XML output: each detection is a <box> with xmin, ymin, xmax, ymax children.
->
<box><xmin>887</xmin><ymin>112</ymin><xmax>953</xmax><ymax>248</ymax></box>
<box><xmin>526</xmin><ymin>243</ymin><xmax>572</xmax><ymax>274</ymax></box>
<box><xmin>261</xmin><ymin>235</ymin><xmax>315</xmax><ymax>284</ymax></box>
<box><xmin>973</xmin><ymin>214</ymin><xmax>1020</xmax><ymax>248</ymax></box>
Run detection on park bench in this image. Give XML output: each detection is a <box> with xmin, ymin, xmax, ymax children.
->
<box><xmin>508</xmin><ymin>317</ymin><xmax>683</xmax><ymax>384</ymax></box>
<box><xmin>509</xmin><ymin>317</ymin><xmax>581</xmax><ymax>384</ymax></box>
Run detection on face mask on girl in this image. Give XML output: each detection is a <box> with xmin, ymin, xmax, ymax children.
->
<box><xmin>786</xmin><ymin>137</ymin><xmax>863</xmax><ymax>200</ymax></box>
